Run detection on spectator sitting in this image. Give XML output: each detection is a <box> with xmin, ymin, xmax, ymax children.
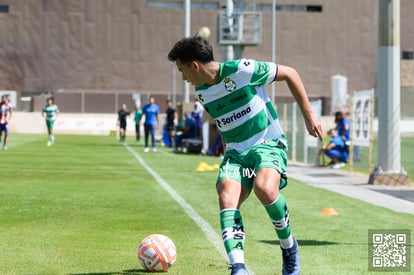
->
<box><xmin>318</xmin><ymin>128</ymin><xmax>349</xmax><ymax>169</ymax></box>
<box><xmin>175</xmin><ymin>112</ymin><xmax>198</xmax><ymax>151</ymax></box>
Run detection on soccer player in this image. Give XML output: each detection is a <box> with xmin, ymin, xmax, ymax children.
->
<box><xmin>165</xmin><ymin>99</ymin><xmax>177</xmax><ymax>147</ymax></box>
<box><xmin>117</xmin><ymin>103</ymin><xmax>130</xmax><ymax>142</ymax></box>
<box><xmin>168</xmin><ymin>36</ymin><xmax>324</xmax><ymax>275</ymax></box>
<box><xmin>0</xmin><ymin>95</ymin><xmax>12</xmax><ymax>150</ymax></box>
<box><xmin>141</xmin><ymin>95</ymin><xmax>160</xmax><ymax>152</ymax></box>
<box><xmin>42</xmin><ymin>97</ymin><xmax>59</xmax><ymax>146</ymax></box>
<box><xmin>134</xmin><ymin>105</ymin><xmax>143</xmax><ymax>142</ymax></box>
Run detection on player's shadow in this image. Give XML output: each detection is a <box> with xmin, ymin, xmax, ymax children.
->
<box><xmin>259</xmin><ymin>239</ymin><xmax>338</xmax><ymax>246</ymax></box>
<box><xmin>70</xmin><ymin>269</ymin><xmax>153</xmax><ymax>275</ymax></box>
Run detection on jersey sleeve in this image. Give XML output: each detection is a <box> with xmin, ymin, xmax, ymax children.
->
<box><xmin>249</xmin><ymin>60</ymin><xmax>277</xmax><ymax>87</ymax></box>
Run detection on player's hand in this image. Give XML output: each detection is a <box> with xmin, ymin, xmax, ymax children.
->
<box><xmin>304</xmin><ymin>111</ymin><xmax>324</xmax><ymax>141</ymax></box>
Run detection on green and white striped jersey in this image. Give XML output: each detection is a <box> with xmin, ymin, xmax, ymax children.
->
<box><xmin>42</xmin><ymin>104</ymin><xmax>59</xmax><ymax>121</ymax></box>
<box><xmin>195</xmin><ymin>58</ymin><xmax>287</xmax><ymax>153</ymax></box>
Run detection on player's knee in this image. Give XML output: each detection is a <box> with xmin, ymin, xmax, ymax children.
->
<box><xmin>253</xmin><ymin>180</ymin><xmax>280</xmax><ymax>204</ymax></box>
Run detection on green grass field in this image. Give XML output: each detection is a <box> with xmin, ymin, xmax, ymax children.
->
<box><xmin>0</xmin><ymin>134</ymin><xmax>413</xmax><ymax>275</ymax></box>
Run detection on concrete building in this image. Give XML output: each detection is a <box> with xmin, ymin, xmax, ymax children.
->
<box><xmin>0</xmin><ymin>0</ymin><xmax>413</xmax><ymax>115</ymax></box>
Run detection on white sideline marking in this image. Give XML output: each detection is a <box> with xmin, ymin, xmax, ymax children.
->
<box><xmin>123</xmin><ymin>143</ymin><xmax>228</xmax><ymax>260</ymax></box>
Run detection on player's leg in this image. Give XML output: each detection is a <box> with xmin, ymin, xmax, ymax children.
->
<box><xmin>217</xmin><ymin>179</ymin><xmax>251</xmax><ymax>275</ymax></box>
<box><xmin>254</xmin><ymin>168</ymin><xmax>299</xmax><ymax>275</ymax></box>
<box><xmin>135</xmin><ymin>123</ymin><xmax>140</xmax><ymax>141</ymax></box>
<box><xmin>0</xmin><ymin>124</ymin><xmax>7</xmax><ymax>150</ymax></box>
<box><xmin>3</xmin><ymin>124</ymin><xmax>8</xmax><ymax>150</ymax></box>
<box><xmin>120</xmin><ymin>125</ymin><xmax>126</xmax><ymax>142</ymax></box>
<box><xmin>252</xmin><ymin>142</ymin><xmax>299</xmax><ymax>275</ymax></box>
<box><xmin>46</xmin><ymin>121</ymin><xmax>54</xmax><ymax>146</ymax></box>
<box><xmin>168</xmin><ymin>126</ymin><xmax>175</xmax><ymax>148</ymax></box>
<box><xmin>150</xmin><ymin>124</ymin><xmax>156</xmax><ymax>151</ymax></box>
<box><xmin>144</xmin><ymin>124</ymin><xmax>150</xmax><ymax>151</ymax></box>
<box><xmin>217</xmin><ymin>158</ymin><xmax>251</xmax><ymax>275</ymax></box>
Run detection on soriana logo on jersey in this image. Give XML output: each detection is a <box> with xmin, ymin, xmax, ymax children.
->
<box><xmin>215</xmin><ymin>106</ymin><xmax>251</xmax><ymax>128</ymax></box>
<box><xmin>224</xmin><ymin>78</ymin><xmax>236</xmax><ymax>92</ymax></box>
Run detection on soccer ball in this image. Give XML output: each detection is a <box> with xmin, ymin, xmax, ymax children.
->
<box><xmin>198</xmin><ymin>26</ymin><xmax>211</xmax><ymax>39</ymax></box>
<box><xmin>137</xmin><ymin>234</ymin><xmax>177</xmax><ymax>272</ymax></box>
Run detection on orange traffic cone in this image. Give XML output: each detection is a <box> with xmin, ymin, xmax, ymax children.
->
<box><xmin>320</xmin><ymin>208</ymin><xmax>340</xmax><ymax>216</ymax></box>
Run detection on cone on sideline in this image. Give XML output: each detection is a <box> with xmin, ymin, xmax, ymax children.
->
<box><xmin>320</xmin><ymin>208</ymin><xmax>340</xmax><ymax>216</ymax></box>
<box><xmin>196</xmin><ymin>162</ymin><xmax>216</xmax><ymax>171</ymax></box>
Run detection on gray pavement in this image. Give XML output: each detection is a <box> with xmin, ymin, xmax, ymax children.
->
<box><xmin>287</xmin><ymin>162</ymin><xmax>414</xmax><ymax>215</ymax></box>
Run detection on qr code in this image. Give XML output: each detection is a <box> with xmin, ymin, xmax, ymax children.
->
<box><xmin>368</xmin><ymin>229</ymin><xmax>411</xmax><ymax>272</ymax></box>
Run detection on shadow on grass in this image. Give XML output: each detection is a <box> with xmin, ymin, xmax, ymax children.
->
<box><xmin>70</xmin><ymin>269</ymin><xmax>152</xmax><ymax>275</ymax></box>
<box><xmin>259</xmin><ymin>239</ymin><xmax>338</xmax><ymax>246</ymax></box>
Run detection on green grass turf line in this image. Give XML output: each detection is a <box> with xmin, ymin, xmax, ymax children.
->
<box><xmin>0</xmin><ymin>134</ymin><xmax>412</xmax><ymax>274</ymax></box>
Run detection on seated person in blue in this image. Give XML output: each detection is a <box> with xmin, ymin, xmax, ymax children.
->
<box><xmin>318</xmin><ymin>128</ymin><xmax>349</xmax><ymax>168</ymax></box>
<box><xmin>175</xmin><ymin>112</ymin><xmax>198</xmax><ymax>150</ymax></box>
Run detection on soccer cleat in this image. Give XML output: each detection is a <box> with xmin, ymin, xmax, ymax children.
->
<box><xmin>47</xmin><ymin>141</ymin><xmax>52</xmax><ymax>147</ymax></box>
<box><xmin>2</xmin><ymin>146</ymin><xmax>7</xmax><ymax>151</ymax></box>
<box><xmin>281</xmin><ymin>238</ymin><xmax>300</xmax><ymax>275</ymax></box>
<box><xmin>144</xmin><ymin>147</ymin><xmax>149</xmax><ymax>153</ymax></box>
<box><xmin>152</xmin><ymin>147</ymin><xmax>157</xmax><ymax>152</ymax></box>
<box><xmin>230</xmin><ymin>263</ymin><xmax>250</xmax><ymax>275</ymax></box>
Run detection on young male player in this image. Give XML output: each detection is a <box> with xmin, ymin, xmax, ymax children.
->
<box><xmin>141</xmin><ymin>96</ymin><xmax>160</xmax><ymax>152</ymax></box>
<box><xmin>0</xmin><ymin>95</ymin><xmax>12</xmax><ymax>150</ymax></box>
<box><xmin>168</xmin><ymin>36</ymin><xmax>323</xmax><ymax>275</ymax></box>
<box><xmin>42</xmin><ymin>97</ymin><xmax>59</xmax><ymax>146</ymax></box>
<box><xmin>117</xmin><ymin>103</ymin><xmax>130</xmax><ymax>142</ymax></box>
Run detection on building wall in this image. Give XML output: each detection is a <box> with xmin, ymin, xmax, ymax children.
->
<box><xmin>0</xmin><ymin>0</ymin><xmax>413</xmax><ymax>113</ymax></box>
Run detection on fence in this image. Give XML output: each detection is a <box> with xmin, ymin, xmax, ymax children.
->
<box><xmin>276</xmin><ymin>100</ymin><xmax>414</xmax><ymax>176</ymax></box>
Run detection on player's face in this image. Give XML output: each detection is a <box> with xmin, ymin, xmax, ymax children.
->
<box><xmin>176</xmin><ymin>60</ymin><xmax>199</xmax><ymax>86</ymax></box>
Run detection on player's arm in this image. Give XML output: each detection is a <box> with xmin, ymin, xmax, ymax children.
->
<box><xmin>342</xmin><ymin>122</ymin><xmax>350</xmax><ymax>140</ymax></box>
<box><xmin>139</xmin><ymin>111</ymin><xmax>145</xmax><ymax>125</ymax></box>
<box><xmin>275</xmin><ymin>64</ymin><xmax>324</xmax><ymax>141</ymax></box>
<box><xmin>156</xmin><ymin>108</ymin><xmax>160</xmax><ymax>127</ymax></box>
<box><xmin>323</xmin><ymin>141</ymin><xmax>335</xmax><ymax>151</ymax></box>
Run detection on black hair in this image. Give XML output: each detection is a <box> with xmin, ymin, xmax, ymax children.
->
<box><xmin>168</xmin><ymin>35</ymin><xmax>214</xmax><ymax>64</ymax></box>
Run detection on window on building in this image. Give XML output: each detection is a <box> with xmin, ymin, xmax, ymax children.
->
<box><xmin>0</xmin><ymin>5</ymin><xmax>9</xmax><ymax>13</ymax></box>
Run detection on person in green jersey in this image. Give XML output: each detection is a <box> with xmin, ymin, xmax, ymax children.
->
<box><xmin>134</xmin><ymin>105</ymin><xmax>143</xmax><ymax>142</ymax></box>
<box><xmin>168</xmin><ymin>36</ymin><xmax>324</xmax><ymax>275</ymax></box>
<box><xmin>42</xmin><ymin>97</ymin><xmax>60</xmax><ymax>146</ymax></box>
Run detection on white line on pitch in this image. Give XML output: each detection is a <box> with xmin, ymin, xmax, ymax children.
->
<box><xmin>123</xmin><ymin>143</ymin><xmax>228</xmax><ymax>260</ymax></box>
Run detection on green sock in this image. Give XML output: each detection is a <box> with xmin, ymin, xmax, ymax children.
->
<box><xmin>264</xmin><ymin>194</ymin><xmax>293</xmax><ymax>247</ymax></box>
<box><xmin>220</xmin><ymin>209</ymin><xmax>245</xmax><ymax>264</ymax></box>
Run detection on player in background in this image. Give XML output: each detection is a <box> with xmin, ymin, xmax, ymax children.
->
<box><xmin>0</xmin><ymin>95</ymin><xmax>13</xmax><ymax>150</ymax></box>
<box><xmin>168</xmin><ymin>36</ymin><xmax>323</xmax><ymax>275</ymax></box>
<box><xmin>134</xmin><ymin>105</ymin><xmax>143</xmax><ymax>142</ymax></box>
<box><xmin>42</xmin><ymin>97</ymin><xmax>59</xmax><ymax>146</ymax></box>
<box><xmin>165</xmin><ymin>99</ymin><xmax>177</xmax><ymax>148</ymax></box>
<box><xmin>141</xmin><ymin>95</ymin><xmax>160</xmax><ymax>152</ymax></box>
<box><xmin>117</xmin><ymin>103</ymin><xmax>130</xmax><ymax>143</ymax></box>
